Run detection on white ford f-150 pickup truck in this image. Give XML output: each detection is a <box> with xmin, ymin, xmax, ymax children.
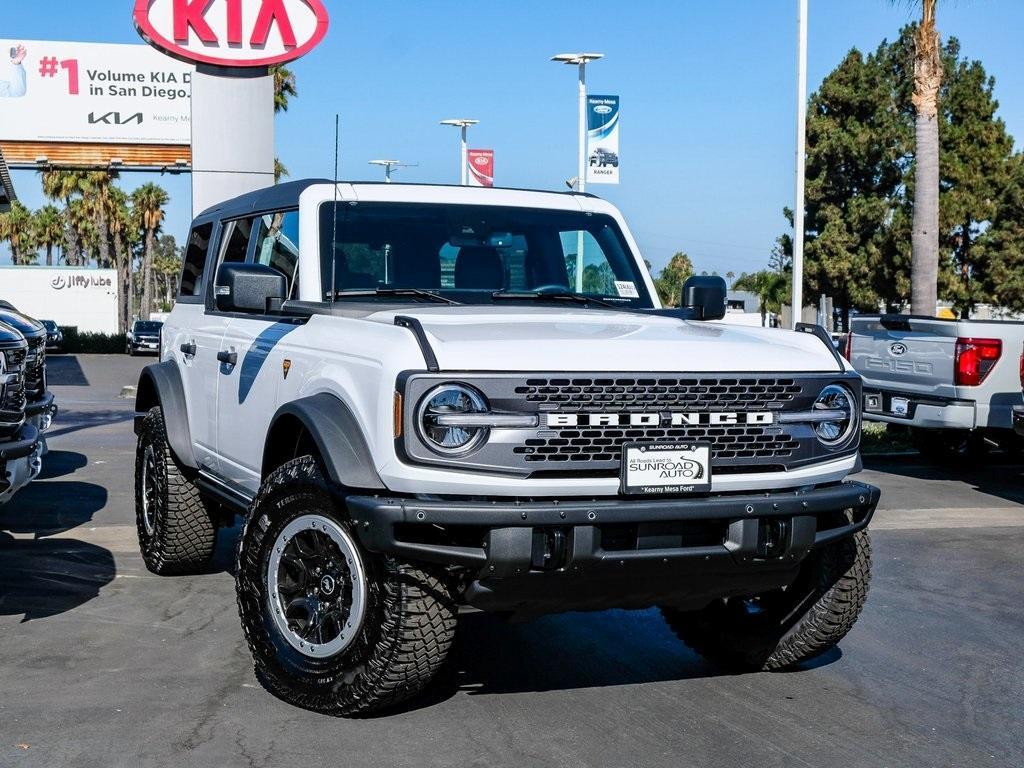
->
<box><xmin>848</xmin><ymin>314</ymin><xmax>1024</xmax><ymax>461</ymax></box>
<box><xmin>133</xmin><ymin>180</ymin><xmax>878</xmax><ymax>715</ymax></box>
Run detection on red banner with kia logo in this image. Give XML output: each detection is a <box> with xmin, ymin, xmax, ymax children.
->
<box><xmin>467</xmin><ymin>149</ymin><xmax>494</xmax><ymax>187</ymax></box>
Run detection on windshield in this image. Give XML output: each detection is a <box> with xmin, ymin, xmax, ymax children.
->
<box><xmin>317</xmin><ymin>202</ymin><xmax>653</xmax><ymax>308</ymax></box>
<box><xmin>42</xmin><ymin>320</ymin><xmax>58</xmax><ymax>331</ymax></box>
<box><xmin>134</xmin><ymin>322</ymin><xmax>162</xmax><ymax>333</ymax></box>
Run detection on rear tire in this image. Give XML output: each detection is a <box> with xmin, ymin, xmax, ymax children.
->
<box><xmin>134</xmin><ymin>406</ymin><xmax>217</xmax><ymax>574</ymax></box>
<box><xmin>235</xmin><ymin>456</ymin><xmax>457</xmax><ymax>716</ymax></box>
<box><xmin>662</xmin><ymin>523</ymin><xmax>871</xmax><ymax>671</ymax></box>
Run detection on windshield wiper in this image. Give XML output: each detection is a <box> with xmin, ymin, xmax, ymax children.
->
<box><xmin>332</xmin><ymin>288</ymin><xmax>460</xmax><ymax>305</ymax></box>
<box><xmin>492</xmin><ymin>289</ymin><xmax>626</xmax><ymax>311</ymax></box>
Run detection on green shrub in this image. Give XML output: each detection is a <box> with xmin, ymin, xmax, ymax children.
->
<box><xmin>58</xmin><ymin>326</ymin><xmax>128</xmax><ymax>354</ymax></box>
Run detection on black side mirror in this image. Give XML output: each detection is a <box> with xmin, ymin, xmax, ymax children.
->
<box><xmin>215</xmin><ymin>263</ymin><xmax>287</xmax><ymax>313</ymax></box>
<box><xmin>681</xmin><ymin>276</ymin><xmax>727</xmax><ymax>321</ymax></box>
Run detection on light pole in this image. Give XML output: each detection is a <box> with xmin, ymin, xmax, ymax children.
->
<box><xmin>439</xmin><ymin>119</ymin><xmax>479</xmax><ymax>185</ymax></box>
<box><xmin>551</xmin><ymin>52</ymin><xmax>603</xmax><ymax>291</ymax></box>
<box><xmin>792</xmin><ymin>0</ymin><xmax>808</xmax><ymax>328</ymax></box>
<box><xmin>368</xmin><ymin>159</ymin><xmax>416</xmax><ymax>183</ymax></box>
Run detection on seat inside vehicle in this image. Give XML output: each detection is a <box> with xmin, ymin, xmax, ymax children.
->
<box><xmin>455</xmin><ymin>246</ymin><xmax>505</xmax><ymax>290</ymax></box>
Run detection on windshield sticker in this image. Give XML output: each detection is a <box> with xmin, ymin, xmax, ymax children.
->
<box><xmin>614</xmin><ymin>281</ymin><xmax>639</xmax><ymax>299</ymax></box>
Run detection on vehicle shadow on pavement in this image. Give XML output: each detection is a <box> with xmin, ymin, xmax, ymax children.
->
<box><xmin>864</xmin><ymin>453</ymin><xmax>1024</xmax><ymax>507</ymax></box>
<box><xmin>45</xmin><ymin>355</ymin><xmax>91</xmax><ymax>387</ymax></box>
<box><xmin>43</xmin><ymin>410</ymin><xmax>136</xmax><ymax>441</ymax></box>
<box><xmin>398</xmin><ymin>608</ymin><xmax>732</xmax><ymax>711</ymax></box>
<box><xmin>0</xmin><ymin>451</ymin><xmax>115</xmax><ymax>621</ymax></box>
<box><xmin>0</xmin><ymin>532</ymin><xmax>116</xmax><ymax>622</ymax></box>
<box><xmin>36</xmin><ymin>449</ymin><xmax>88</xmax><ymax>480</ymax></box>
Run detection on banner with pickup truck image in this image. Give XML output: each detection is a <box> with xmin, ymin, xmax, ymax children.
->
<box><xmin>587</xmin><ymin>94</ymin><xmax>619</xmax><ymax>185</ymax></box>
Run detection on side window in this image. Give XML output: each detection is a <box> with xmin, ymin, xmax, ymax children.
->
<box><xmin>179</xmin><ymin>222</ymin><xmax>214</xmax><ymax>297</ymax></box>
<box><xmin>218</xmin><ymin>218</ymin><xmax>255</xmax><ymax>267</ymax></box>
<box><xmin>253</xmin><ymin>211</ymin><xmax>300</xmax><ymax>297</ymax></box>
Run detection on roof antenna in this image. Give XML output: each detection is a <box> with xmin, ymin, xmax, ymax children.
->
<box><xmin>330</xmin><ymin>114</ymin><xmax>340</xmax><ymax>306</ymax></box>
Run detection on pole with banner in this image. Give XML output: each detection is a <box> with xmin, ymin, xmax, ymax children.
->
<box><xmin>586</xmin><ymin>95</ymin><xmax>620</xmax><ymax>185</ymax></box>
<box><xmin>466</xmin><ymin>149</ymin><xmax>494</xmax><ymax>187</ymax></box>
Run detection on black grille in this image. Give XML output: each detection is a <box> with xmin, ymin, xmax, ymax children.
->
<box><xmin>515</xmin><ymin>377</ymin><xmax>804</xmax><ymax>411</ymax></box>
<box><xmin>515</xmin><ymin>425</ymin><xmax>800</xmax><ymax>465</ymax></box>
<box><xmin>24</xmin><ymin>337</ymin><xmax>45</xmax><ymax>401</ymax></box>
<box><xmin>512</xmin><ymin>377</ymin><xmax>803</xmax><ymax>466</ymax></box>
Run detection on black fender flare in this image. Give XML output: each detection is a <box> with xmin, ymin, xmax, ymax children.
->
<box><xmin>263</xmin><ymin>393</ymin><xmax>385</xmax><ymax>490</ymax></box>
<box><xmin>134</xmin><ymin>361</ymin><xmax>197</xmax><ymax>470</ymax></box>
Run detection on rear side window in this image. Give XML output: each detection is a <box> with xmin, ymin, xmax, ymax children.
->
<box><xmin>179</xmin><ymin>223</ymin><xmax>214</xmax><ymax>297</ymax></box>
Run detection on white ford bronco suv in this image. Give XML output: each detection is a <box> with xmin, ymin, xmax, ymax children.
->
<box><xmin>134</xmin><ymin>181</ymin><xmax>878</xmax><ymax>715</ymax></box>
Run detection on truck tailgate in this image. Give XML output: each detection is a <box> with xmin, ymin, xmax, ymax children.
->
<box><xmin>849</xmin><ymin>316</ymin><xmax>958</xmax><ymax>398</ymax></box>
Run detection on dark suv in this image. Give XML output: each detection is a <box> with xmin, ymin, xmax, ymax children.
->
<box><xmin>126</xmin><ymin>320</ymin><xmax>163</xmax><ymax>356</ymax></box>
<box><xmin>0</xmin><ymin>321</ymin><xmax>42</xmax><ymax>504</ymax></box>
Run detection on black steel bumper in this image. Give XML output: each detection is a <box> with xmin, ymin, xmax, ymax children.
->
<box><xmin>346</xmin><ymin>481</ymin><xmax>879</xmax><ymax>613</ymax></box>
<box><xmin>1014</xmin><ymin>405</ymin><xmax>1024</xmax><ymax>437</ymax></box>
<box><xmin>0</xmin><ymin>423</ymin><xmax>41</xmax><ymax>462</ymax></box>
<box><xmin>25</xmin><ymin>391</ymin><xmax>57</xmax><ymax>418</ymax></box>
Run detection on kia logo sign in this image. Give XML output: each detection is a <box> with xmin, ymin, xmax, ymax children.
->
<box><xmin>134</xmin><ymin>0</ymin><xmax>330</xmax><ymax>68</ymax></box>
<box><xmin>473</xmin><ymin>157</ymin><xmax>489</xmax><ymax>166</ymax></box>
<box><xmin>593</xmin><ymin>105</ymin><xmax>613</xmax><ymax>114</ymax></box>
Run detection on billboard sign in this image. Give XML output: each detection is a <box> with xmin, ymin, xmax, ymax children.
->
<box><xmin>0</xmin><ymin>40</ymin><xmax>193</xmax><ymax>145</ymax></box>
<box><xmin>134</xmin><ymin>0</ymin><xmax>330</xmax><ymax>68</ymax></box>
<box><xmin>587</xmin><ymin>95</ymin><xmax>619</xmax><ymax>185</ymax></box>
<box><xmin>467</xmin><ymin>149</ymin><xmax>494</xmax><ymax>187</ymax></box>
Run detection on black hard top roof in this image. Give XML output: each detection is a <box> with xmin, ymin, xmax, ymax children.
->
<box><xmin>194</xmin><ymin>179</ymin><xmax>598</xmax><ymax>223</ymax></box>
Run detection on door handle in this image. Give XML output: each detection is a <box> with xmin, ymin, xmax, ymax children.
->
<box><xmin>217</xmin><ymin>350</ymin><xmax>238</xmax><ymax>367</ymax></box>
<box><xmin>180</xmin><ymin>342</ymin><xmax>197</xmax><ymax>357</ymax></box>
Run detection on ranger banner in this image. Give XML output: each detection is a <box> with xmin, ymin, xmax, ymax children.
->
<box><xmin>586</xmin><ymin>95</ymin><xmax>619</xmax><ymax>185</ymax></box>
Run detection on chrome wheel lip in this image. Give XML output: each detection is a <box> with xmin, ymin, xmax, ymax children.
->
<box><xmin>266</xmin><ymin>514</ymin><xmax>367</xmax><ymax>659</ymax></box>
<box><xmin>141</xmin><ymin>444</ymin><xmax>158</xmax><ymax>537</ymax></box>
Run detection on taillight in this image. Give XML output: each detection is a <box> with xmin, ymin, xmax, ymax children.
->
<box><xmin>1018</xmin><ymin>345</ymin><xmax>1024</xmax><ymax>389</ymax></box>
<box><xmin>843</xmin><ymin>332</ymin><xmax>853</xmax><ymax>361</ymax></box>
<box><xmin>954</xmin><ymin>337</ymin><xmax>1001</xmax><ymax>386</ymax></box>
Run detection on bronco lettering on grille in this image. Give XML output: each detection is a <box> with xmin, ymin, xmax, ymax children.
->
<box><xmin>546</xmin><ymin>412</ymin><xmax>776</xmax><ymax>428</ymax></box>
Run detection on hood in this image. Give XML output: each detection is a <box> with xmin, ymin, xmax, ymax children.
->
<box><xmin>0</xmin><ymin>309</ymin><xmax>45</xmax><ymax>340</ymax></box>
<box><xmin>0</xmin><ymin>320</ymin><xmax>26</xmax><ymax>348</ymax></box>
<box><xmin>367</xmin><ymin>306</ymin><xmax>843</xmax><ymax>373</ymax></box>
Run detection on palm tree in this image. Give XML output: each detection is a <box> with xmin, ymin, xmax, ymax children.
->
<box><xmin>80</xmin><ymin>171</ymin><xmax>118</xmax><ymax>268</ymax></box>
<box><xmin>0</xmin><ymin>201</ymin><xmax>37</xmax><ymax>265</ymax></box>
<box><xmin>67</xmin><ymin>199</ymin><xmax>98</xmax><ymax>265</ymax></box>
<box><xmin>908</xmin><ymin>0</ymin><xmax>942</xmax><ymax>315</ymax></box>
<box><xmin>733</xmin><ymin>270</ymin><xmax>788</xmax><ymax>327</ymax></box>
<box><xmin>131</xmin><ymin>183</ymin><xmax>170</xmax><ymax>321</ymax></box>
<box><xmin>108</xmin><ymin>187</ymin><xmax>136</xmax><ymax>333</ymax></box>
<box><xmin>271</xmin><ymin>65</ymin><xmax>297</xmax><ymax>113</ymax></box>
<box><xmin>41</xmin><ymin>170</ymin><xmax>88</xmax><ymax>266</ymax></box>
<box><xmin>33</xmin><ymin>205</ymin><xmax>64</xmax><ymax>266</ymax></box>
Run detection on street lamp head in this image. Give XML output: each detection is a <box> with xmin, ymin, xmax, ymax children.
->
<box><xmin>440</xmin><ymin>119</ymin><xmax>479</xmax><ymax>128</ymax></box>
<box><xmin>368</xmin><ymin>160</ymin><xmax>401</xmax><ymax>166</ymax></box>
<box><xmin>551</xmin><ymin>53</ymin><xmax>604</xmax><ymax>65</ymax></box>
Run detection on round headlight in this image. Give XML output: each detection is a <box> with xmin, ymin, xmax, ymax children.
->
<box><xmin>812</xmin><ymin>384</ymin><xmax>858</xmax><ymax>446</ymax></box>
<box><xmin>417</xmin><ymin>384</ymin><xmax>490</xmax><ymax>455</ymax></box>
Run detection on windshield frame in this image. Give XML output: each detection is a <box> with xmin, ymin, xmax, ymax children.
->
<box><xmin>316</xmin><ymin>201</ymin><xmax>655</xmax><ymax>310</ymax></box>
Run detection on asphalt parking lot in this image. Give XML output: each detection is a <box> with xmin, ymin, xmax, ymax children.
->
<box><xmin>1</xmin><ymin>355</ymin><xmax>1022</xmax><ymax>768</ymax></box>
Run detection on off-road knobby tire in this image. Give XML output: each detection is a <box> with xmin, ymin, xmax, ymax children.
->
<box><xmin>661</xmin><ymin>524</ymin><xmax>871</xmax><ymax>671</ymax></box>
<box><xmin>235</xmin><ymin>456</ymin><xmax>457</xmax><ymax>716</ymax></box>
<box><xmin>134</xmin><ymin>406</ymin><xmax>217</xmax><ymax>574</ymax></box>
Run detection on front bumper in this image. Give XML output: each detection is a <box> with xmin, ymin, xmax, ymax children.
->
<box><xmin>863</xmin><ymin>388</ymin><xmax>975</xmax><ymax>430</ymax></box>
<box><xmin>129</xmin><ymin>339</ymin><xmax>160</xmax><ymax>353</ymax></box>
<box><xmin>347</xmin><ymin>480</ymin><xmax>879</xmax><ymax>614</ymax></box>
<box><xmin>1014</xmin><ymin>405</ymin><xmax>1024</xmax><ymax>437</ymax></box>
<box><xmin>25</xmin><ymin>391</ymin><xmax>57</xmax><ymax>424</ymax></box>
<box><xmin>0</xmin><ymin>423</ymin><xmax>43</xmax><ymax>504</ymax></box>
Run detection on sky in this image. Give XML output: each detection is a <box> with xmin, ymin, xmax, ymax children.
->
<box><xmin>2</xmin><ymin>0</ymin><xmax>1023</xmax><ymax>277</ymax></box>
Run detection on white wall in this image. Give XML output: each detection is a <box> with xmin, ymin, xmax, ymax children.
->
<box><xmin>0</xmin><ymin>267</ymin><xmax>118</xmax><ymax>334</ymax></box>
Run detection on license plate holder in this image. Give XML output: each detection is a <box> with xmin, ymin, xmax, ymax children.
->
<box><xmin>890</xmin><ymin>396</ymin><xmax>909</xmax><ymax>417</ymax></box>
<box><xmin>620</xmin><ymin>442</ymin><xmax>712</xmax><ymax>495</ymax></box>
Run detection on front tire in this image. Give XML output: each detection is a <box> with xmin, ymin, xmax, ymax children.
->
<box><xmin>662</xmin><ymin>524</ymin><xmax>871</xmax><ymax>670</ymax></box>
<box><xmin>235</xmin><ymin>456</ymin><xmax>457</xmax><ymax>716</ymax></box>
<box><xmin>134</xmin><ymin>406</ymin><xmax>217</xmax><ymax>574</ymax></box>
